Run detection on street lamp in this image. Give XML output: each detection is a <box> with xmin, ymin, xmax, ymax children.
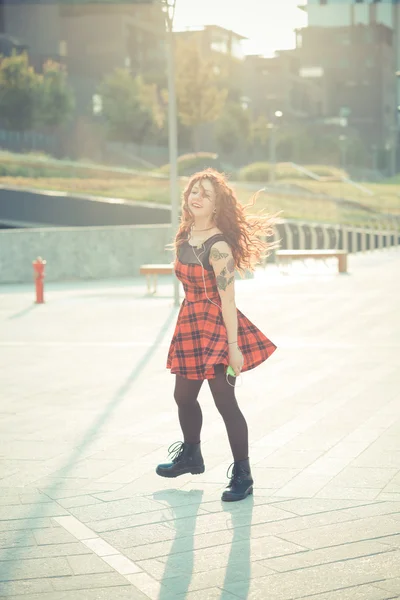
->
<box><xmin>162</xmin><ymin>0</ymin><xmax>180</xmax><ymax>307</ymax></box>
<box><xmin>339</xmin><ymin>134</ymin><xmax>347</xmax><ymax>171</ymax></box>
<box><xmin>268</xmin><ymin>110</ymin><xmax>283</xmax><ymax>184</ymax></box>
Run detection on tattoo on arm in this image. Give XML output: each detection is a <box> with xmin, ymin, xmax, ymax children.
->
<box><xmin>217</xmin><ymin>274</ymin><xmax>235</xmax><ymax>292</ymax></box>
<box><xmin>210</xmin><ymin>248</ymin><xmax>229</xmax><ymax>262</ymax></box>
<box><xmin>227</xmin><ymin>257</ymin><xmax>235</xmax><ymax>273</ymax></box>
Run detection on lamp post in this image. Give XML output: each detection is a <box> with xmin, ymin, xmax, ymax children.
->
<box><xmin>162</xmin><ymin>0</ymin><xmax>180</xmax><ymax>307</ymax></box>
<box><xmin>268</xmin><ymin>110</ymin><xmax>283</xmax><ymax>184</ymax></box>
<box><xmin>339</xmin><ymin>134</ymin><xmax>347</xmax><ymax>171</ymax></box>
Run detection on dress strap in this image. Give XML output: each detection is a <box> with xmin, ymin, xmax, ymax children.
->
<box><xmin>203</xmin><ymin>234</ymin><xmax>225</xmax><ymax>248</ymax></box>
<box><xmin>202</xmin><ymin>234</ymin><xmax>226</xmax><ymax>270</ymax></box>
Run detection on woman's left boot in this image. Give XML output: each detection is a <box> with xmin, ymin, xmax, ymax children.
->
<box><xmin>221</xmin><ymin>458</ymin><xmax>253</xmax><ymax>502</ymax></box>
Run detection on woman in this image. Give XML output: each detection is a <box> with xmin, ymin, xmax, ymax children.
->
<box><xmin>156</xmin><ymin>169</ymin><xmax>277</xmax><ymax>502</ymax></box>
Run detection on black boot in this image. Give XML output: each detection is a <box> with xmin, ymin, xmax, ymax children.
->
<box><xmin>221</xmin><ymin>458</ymin><xmax>253</xmax><ymax>502</ymax></box>
<box><xmin>156</xmin><ymin>441</ymin><xmax>205</xmax><ymax>478</ymax></box>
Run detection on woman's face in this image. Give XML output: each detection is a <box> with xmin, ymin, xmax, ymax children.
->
<box><xmin>187</xmin><ymin>178</ymin><xmax>217</xmax><ymax>221</ymax></box>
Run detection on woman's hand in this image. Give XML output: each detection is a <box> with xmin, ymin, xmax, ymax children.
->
<box><xmin>229</xmin><ymin>345</ymin><xmax>244</xmax><ymax>377</ymax></box>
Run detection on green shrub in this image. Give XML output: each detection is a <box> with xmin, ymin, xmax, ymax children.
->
<box><xmin>0</xmin><ymin>156</ymin><xmax>139</xmax><ymax>179</ymax></box>
<box><xmin>159</xmin><ymin>152</ymin><xmax>222</xmax><ymax>176</ymax></box>
<box><xmin>238</xmin><ymin>162</ymin><xmax>272</xmax><ymax>182</ymax></box>
<box><xmin>238</xmin><ymin>162</ymin><xmax>348</xmax><ymax>182</ymax></box>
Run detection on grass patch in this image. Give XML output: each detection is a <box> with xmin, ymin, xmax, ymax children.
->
<box><xmin>2</xmin><ymin>174</ymin><xmax>397</xmax><ymax>228</ymax></box>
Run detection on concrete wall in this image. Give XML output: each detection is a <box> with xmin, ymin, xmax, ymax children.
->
<box><xmin>0</xmin><ymin>224</ymin><xmax>172</xmax><ymax>284</ymax></box>
<box><xmin>1</xmin><ymin>220</ymin><xmax>398</xmax><ymax>284</ymax></box>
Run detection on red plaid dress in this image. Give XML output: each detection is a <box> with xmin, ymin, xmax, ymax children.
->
<box><xmin>167</xmin><ymin>234</ymin><xmax>277</xmax><ymax>380</ymax></box>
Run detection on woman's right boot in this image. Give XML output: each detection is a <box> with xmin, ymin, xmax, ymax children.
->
<box><xmin>156</xmin><ymin>441</ymin><xmax>205</xmax><ymax>478</ymax></box>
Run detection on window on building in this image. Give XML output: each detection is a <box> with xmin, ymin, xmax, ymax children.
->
<box><xmin>320</xmin><ymin>0</ymin><xmax>327</xmax><ymax>5</ymax></box>
<box><xmin>231</xmin><ymin>38</ymin><xmax>244</xmax><ymax>60</ymax></box>
<box><xmin>211</xmin><ymin>37</ymin><xmax>229</xmax><ymax>55</ymax></box>
<box><xmin>355</xmin><ymin>0</ymin><xmax>364</xmax><ymax>3</ymax></box>
<box><xmin>59</xmin><ymin>41</ymin><xmax>68</xmax><ymax>57</ymax></box>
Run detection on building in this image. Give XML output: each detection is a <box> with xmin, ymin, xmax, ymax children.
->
<box><xmin>175</xmin><ymin>24</ymin><xmax>246</xmax><ymax>62</ymax></box>
<box><xmin>175</xmin><ymin>25</ymin><xmax>247</xmax><ymax>101</ymax></box>
<box><xmin>0</xmin><ymin>1</ymin><xmax>165</xmax><ymax>115</ymax></box>
<box><xmin>295</xmin><ymin>21</ymin><xmax>397</xmax><ymax>159</ymax></box>
<box><xmin>305</xmin><ymin>0</ymin><xmax>396</xmax><ymax>30</ymax></box>
<box><xmin>244</xmin><ymin>51</ymin><xmax>324</xmax><ymax>121</ymax></box>
<box><xmin>304</xmin><ymin>0</ymin><xmax>400</xmax><ymax>167</ymax></box>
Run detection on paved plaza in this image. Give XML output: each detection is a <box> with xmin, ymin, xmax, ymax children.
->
<box><xmin>0</xmin><ymin>249</ymin><xmax>400</xmax><ymax>600</ymax></box>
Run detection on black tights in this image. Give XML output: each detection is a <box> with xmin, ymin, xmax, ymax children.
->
<box><xmin>174</xmin><ymin>364</ymin><xmax>249</xmax><ymax>461</ymax></box>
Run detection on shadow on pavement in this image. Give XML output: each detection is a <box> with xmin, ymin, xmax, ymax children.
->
<box><xmin>0</xmin><ymin>305</ymin><xmax>178</xmax><ymax>584</ymax></box>
<box><xmin>153</xmin><ymin>488</ymin><xmax>204</xmax><ymax>600</ymax></box>
<box><xmin>151</xmin><ymin>488</ymin><xmax>253</xmax><ymax>600</ymax></box>
<box><xmin>7</xmin><ymin>304</ymin><xmax>39</xmax><ymax>320</ymax></box>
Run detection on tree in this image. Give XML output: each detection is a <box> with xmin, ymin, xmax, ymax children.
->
<box><xmin>251</xmin><ymin>115</ymin><xmax>270</xmax><ymax>147</ymax></box>
<box><xmin>35</xmin><ymin>60</ymin><xmax>75</xmax><ymax>130</ymax></box>
<box><xmin>0</xmin><ymin>52</ymin><xmax>38</xmax><ymax>131</ymax></box>
<box><xmin>215</xmin><ymin>102</ymin><xmax>251</xmax><ymax>155</ymax></box>
<box><xmin>175</xmin><ymin>39</ymin><xmax>228</xmax><ymax>151</ymax></box>
<box><xmin>98</xmin><ymin>68</ymin><xmax>158</xmax><ymax>144</ymax></box>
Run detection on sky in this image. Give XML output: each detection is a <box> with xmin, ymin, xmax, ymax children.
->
<box><xmin>174</xmin><ymin>0</ymin><xmax>308</xmax><ymax>57</ymax></box>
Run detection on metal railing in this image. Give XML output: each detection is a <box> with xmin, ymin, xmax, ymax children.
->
<box><xmin>273</xmin><ymin>219</ymin><xmax>400</xmax><ymax>254</ymax></box>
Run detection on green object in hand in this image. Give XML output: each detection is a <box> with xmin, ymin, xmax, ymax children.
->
<box><xmin>227</xmin><ymin>365</ymin><xmax>236</xmax><ymax>377</ymax></box>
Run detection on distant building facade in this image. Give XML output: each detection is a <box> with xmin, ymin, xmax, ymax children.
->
<box><xmin>244</xmin><ymin>51</ymin><xmax>324</xmax><ymax>121</ymax></box>
<box><xmin>295</xmin><ymin>22</ymin><xmax>396</xmax><ymax>151</ymax></box>
<box><xmin>0</xmin><ymin>1</ymin><xmax>165</xmax><ymax>115</ymax></box>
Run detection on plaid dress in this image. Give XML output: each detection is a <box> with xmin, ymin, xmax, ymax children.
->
<box><xmin>167</xmin><ymin>234</ymin><xmax>277</xmax><ymax>380</ymax></box>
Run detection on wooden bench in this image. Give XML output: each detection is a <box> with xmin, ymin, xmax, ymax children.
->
<box><xmin>140</xmin><ymin>264</ymin><xmax>174</xmax><ymax>294</ymax></box>
<box><xmin>275</xmin><ymin>250</ymin><xmax>348</xmax><ymax>274</ymax></box>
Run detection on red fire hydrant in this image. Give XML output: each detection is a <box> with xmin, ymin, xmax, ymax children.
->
<box><xmin>33</xmin><ymin>257</ymin><xmax>46</xmax><ymax>304</ymax></box>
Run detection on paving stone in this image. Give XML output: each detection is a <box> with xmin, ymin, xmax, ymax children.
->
<box><xmin>85</xmin><ymin>502</ymin><xmax>207</xmax><ymax>533</ymax></box>
<box><xmin>66</xmin><ymin>554</ymin><xmax>113</xmax><ymax>575</ymax></box>
<box><xmin>376</xmin><ymin>534</ymin><xmax>400</xmax><ymax>548</ymax></box>
<box><xmin>315</xmin><ymin>486</ymin><xmax>382</xmax><ymax>500</ymax></box>
<box><xmin>160</xmin><ymin>561</ymin><xmax>275</xmax><ymax>594</ymax></box>
<box><xmin>101</xmin><ymin>553</ymin><xmax>141</xmax><ymax>575</ymax></box>
<box><xmin>0</xmin><ymin>578</ymin><xmax>53</xmax><ymax>596</ymax></box>
<box><xmin>294</xmin><ymin>584</ymin><xmax>399</xmax><ymax>600</ymax></box>
<box><xmin>52</xmin><ymin>517</ymin><xmax>95</xmax><ymax>541</ymax></box>
<box><xmin>126</xmin><ymin>572</ymin><xmax>238</xmax><ymax>600</ymax></box>
<box><xmin>374</xmin><ymin>577</ymin><xmax>400</xmax><ymax>594</ymax></box>
<box><xmin>0</xmin><ymin>556</ymin><xmax>72</xmax><ymax>580</ymax></box>
<box><xmin>0</xmin><ymin>492</ymin><xmax>51</xmax><ymax>507</ymax></box>
<box><xmin>0</xmin><ymin>531</ymin><xmax>36</xmax><ymax>549</ymax></box>
<box><xmin>0</xmin><ymin>542</ymin><xmax>92</xmax><ymax>560</ymax></box>
<box><xmin>273</xmin><ymin>498</ymin><xmax>377</xmax><ymax>516</ymax></box>
<box><xmin>328</xmin><ymin>467</ymin><xmax>399</xmax><ymax>489</ymax></box>
<box><xmin>52</xmin><ymin>571</ymin><xmax>129</xmax><ymax>591</ymax></box>
<box><xmin>34</xmin><ymin>526</ymin><xmax>79</xmax><ymax>546</ymax></box>
<box><xmin>279</xmin><ymin>514</ymin><xmax>400</xmax><ymax>549</ymax></box>
<box><xmin>81</xmin><ymin>537</ymin><xmax>118</xmax><ymax>557</ymax></box>
<box><xmin>7</xmin><ymin>588</ymin><xmax>148</xmax><ymax>600</ymax></box>
<box><xmin>224</xmin><ymin>551</ymin><xmax>400</xmax><ymax>600</ymax></box>
<box><xmin>259</xmin><ymin>540</ymin><xmax>394</xmax><ymax>572</ymax></box>
<box><xmin>56</xmin><ymin>495</ymin><xmax>105</xmax><ymax>509</ymax></box>
<box><xmin>134</xmin><ymin>558</ymin><xmax>187</xmax><ymax>580</ymax></box>
<box><xmin>155</xmin><ymin>536</ymin><xmax>305</xmax><ymax>573</ymax></box>
<box><xmin>101</xmin><ymin>523</ymin><xmax>179</xmax><ymax>549</ymax></box>
<box><xmin>125</xmin><ymin>528</ymin><xmax>237</xmax><ymax>561</ymax></box>
<box><xmin>0</xmin><ymin>592</ymin><xmax>67</xmax><ymax>600</ymax></box>
<box><xmin>124</xmin><ymin>572</ymin><xmax>176</xmax><ymax>600</ymax></box>
<box><xmin>0</xmin><ymin>517</ymin><xmax>53</xmax><ymax>532</ymax></box>
<box><xmin>0</xmin><ymin>504</ymin><xmax>69</xmax><ymax>521</ymax></box>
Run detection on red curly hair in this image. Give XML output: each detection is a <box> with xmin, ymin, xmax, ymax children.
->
<box><xmin>175</xmin><ymin>169</ymin><xmax>278</xmax><ymax>273</ymax></box>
